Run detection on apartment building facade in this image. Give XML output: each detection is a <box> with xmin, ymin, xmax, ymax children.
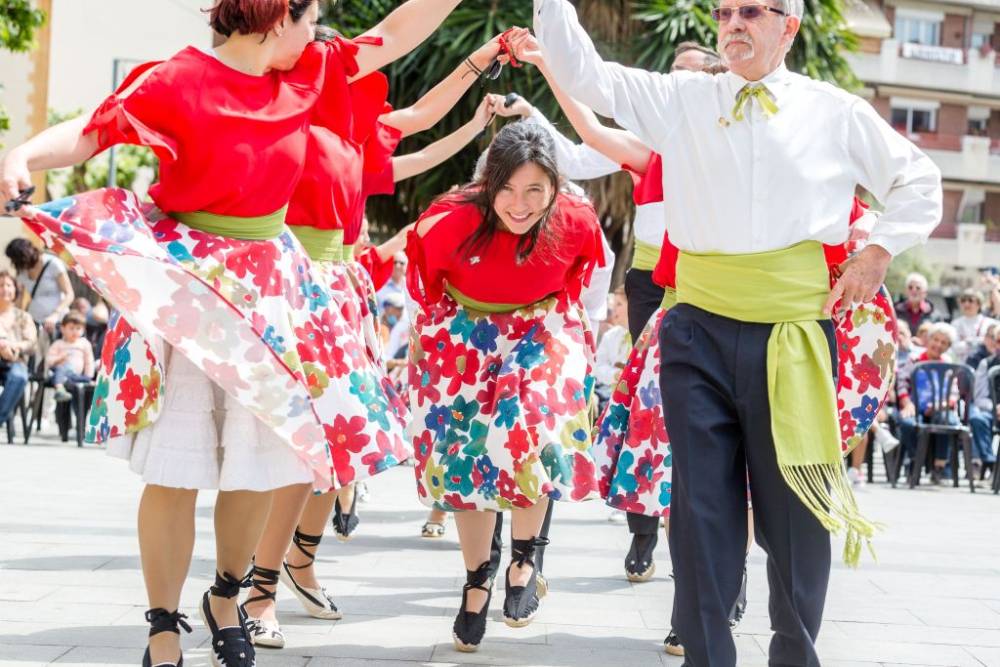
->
<box><xmin>846</xmin><ymin>0</ymin><xmax>1000</xmax><ymax>271</ymax></box>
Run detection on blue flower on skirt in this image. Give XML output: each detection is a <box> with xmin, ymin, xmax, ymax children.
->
<box><xmin>493</xmin><ymin>397</ymin><xmax>520</xmax><ymax>429</ymax></box>
<box><xmin>514</xmin><ymin>339</ymin><xmax>545</xmax><ymax>369</ymax></box>
<box><xmin>425</xmin><ymin>405</ymin><xmax>452</xmax><ymax>441</ymax></box>
<box><xmin>98</xmin><ymin>219</ymin><xmax>135</xmax><ymax>244</ymax></box>
<box><xmin>540</xmin><ymin>444</ymin><xmax>572</xmax><ymax>484</ymax></box>
<box><xmin>476</xmin><ymin>454</ymin><xmax>500</xmax><ymax>486</ymax></box>
<box><xmin>658</xmin><ymin>480</ymin><xmax>672</xmax><ymax>508</ymax></box>
<box><xmin>166</xmin><ymin>240</ymin><xmax>195</xmax><ymax>263</ymax></box>
<box><xmin>39</xmin><ymin>196</ymin><xmax>74</xmax><ymax>218</ymax></box>
<box><xmin>261</xmin><ymin>325</ymin><xmax>286</xmax><ymax>355</ymax></box>
<box><xmin>365</xmin><ymin>392</ymin><xmax>393</xmax><ymax>431</ymax></box>
<box><xmin>287</xmin><ymin>395</ymin><xmax>310</xmax><ymax>418</ymax></box>
<box><xmin>445</xmin><ymin>456</ymin><xmax>475</xmax><ymax>496</ymax></box>
<box><xmin>611</xmin><ymin>450</ymin><xmax>638</xmax><ymax>494</ymax></box>
<box><xmin>112</xmin><ymin>340</ymin><xmax>132</xmax><ymax>380</ymax></box>
<box><xmin>470</xmin><ymin>319</ymin><xmax>500</xmax><ymax>354</ymax></box>
<box><xmin>639</xmin><ymin>380</ymin><xmax>661</xmax><ymax>410</ymax></box>
<box><xmin>600</xmin><ymin>403</ymin><xmax>629</xmax><ymax>439</ymax></box>
<box><xmin>301</xmin><ymin>280</ymin><xmax>330</xmax><ymax>312</ymax></box>
<box><xmin>349</xmin><ymin>372</ymin><xmax>378</xmax><ymax>404</ymax></box>
<box><xmin>448</xmin><ymin>395</ymin><xmax>480</xmax><ymax>433</ymax></box>
<box><xmin>448</xmin><ymin>310</ymin><xmax>476</xmax><ymax>342</ymax></box>
<box><xmin>850</xmin><ymin>395</ymin><xmax>880</xmax><ymax>434</ymax></box>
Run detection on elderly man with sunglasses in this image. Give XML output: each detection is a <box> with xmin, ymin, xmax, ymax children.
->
<box><xmin>521</xmin><ymin>1</ymin><xmax>943</xmax><ymax>665</ymax></box>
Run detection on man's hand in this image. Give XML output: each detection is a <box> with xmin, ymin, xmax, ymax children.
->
<box><xmin>823</xmin><ymin>244</ymin><xmax>892</xmax><ymax>317</ymax></box>
<box><xmin>899</xmin><ymin>399</ymin><xmax>915</xmax><ymax>420</ymax></box>
<box><xmin>0</xmin><ymin>341</ymin><xmax>15</xmax><ymax>362</ymax></box>
<box><xmin>505</xmin><ymin>28</ymin><xmax>544</xmax><ymax>66</ymax></box>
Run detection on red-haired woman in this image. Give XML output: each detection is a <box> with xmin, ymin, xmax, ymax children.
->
<box><xmin>0</xmin><ymin>1</ymin><xmax>464</xmax><ymax>665</ymax></box>
<box><xmin>241</xmin><ymin>31</ymin><xmax>516</xmax><ymax>649</ymax></box>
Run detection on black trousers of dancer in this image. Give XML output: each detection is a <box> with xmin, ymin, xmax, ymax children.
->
<box><xmin>624</xmin><ymin>268</ymin><xmax>664</xmax><ymax>538</ymax></box>
<box><xmin>660</xmin><ymin>304</ymin><xmax>834</xmax><ymax>667</ymax></box>
<box><xmin>489</xmin><ymin>500</ymin><xmax>554</xmax><ymax>577</ymax></box>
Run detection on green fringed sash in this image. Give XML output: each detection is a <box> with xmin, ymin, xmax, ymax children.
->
<box><xmin>676</xmin><ymin>241</ymin><xmax>878</xmax><ymax>566</ymax></box>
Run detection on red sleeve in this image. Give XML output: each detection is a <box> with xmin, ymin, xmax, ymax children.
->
<box><xmin>558</xmin><ymin>195</ymin><xmax>605</xmax><ymax>301</ymax></box>
<box><xmin>849</xmin><ymin>196</ymin><xmax>869</xmax><ymax>226</ymax></box>
<box><xmin>405</xmin><ymin>195</ymin><xmax>472</xmax><ymax>308</ymax></box>
<box><xmin>824</xmin><ymin>197</ymin><xmax>871</xmax><ymax>270</ymax></box>
<box><xmin>362</xmin><ymin>119</ymin><xmax>403</xmax><ymax>197</ymax></box>
<box><xmin>355</xmin><ymin>246</ymin><xmax>394</xmax><ymax>291</ymax></box>
<box><xmin>83</xmin><ymin>59</ymin><xmax>178</xmax><ymax>160</ymax></box>
<box><xmin>623</xmin><ymin>152</ymin><xmax>663</xmax><ymax>206</ymax></box>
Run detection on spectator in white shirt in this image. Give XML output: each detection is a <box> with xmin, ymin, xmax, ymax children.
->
<box><xmin>952</xmin><ymin>288</ymin><xmax>997</xmax><ymax>363</ymax></box>
<box><xmin>594</xmin><ymin>287</ymin><xmax>630</xmax><ymax>409</ymax></box>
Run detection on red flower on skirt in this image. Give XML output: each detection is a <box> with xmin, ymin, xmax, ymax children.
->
<box><xmin>442</xmin><ymin>344</ymin><xmax>480</xmax><ymax>395</ymax></box>
<box><xmin>115</xmin><ymin>369</ymin><xmax>145</xmax><ymax>411</ymax></box>
<box><xmin>225</xmin><ymin>242</ymin><xmax>281</xmax><ymax>297</ymax></box>
<box><xmin>570</xmin><ymin>454</ymin><xmax>599</xmax><ymax>501</ymax></box>
<box><xmin>504</xmin><ymin>423</ymin><xmax>535</xmax><ymax>461</ymax></box>
<box><xmin>325</xmin><ymin>415</ymin><xmax>371</xmax><ymax>484</ymax></box>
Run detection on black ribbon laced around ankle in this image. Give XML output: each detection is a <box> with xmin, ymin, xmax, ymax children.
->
<box><xmin>145</xmin><ymin>608</ymin><xmax>192</xmax><ymax>636</ymax></box>
<box><xmin>210</xmin><ymin>570</ymin><xmax>252</xmax><ymax>599</ymax></box>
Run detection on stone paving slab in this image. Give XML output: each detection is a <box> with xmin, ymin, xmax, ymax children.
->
<box><xmin>1</xmin><ymin>437</ymin><xmax>999</xmax><ymax>666</ymax></box>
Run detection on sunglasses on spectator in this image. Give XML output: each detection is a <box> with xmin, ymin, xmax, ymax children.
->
<box><xmin>711</xmin><ymin>4</ymin><xmax>786</xmax><ymax>22</ymax></box>
<box><xmin>960</xmin><ymin>297</ymin><xmax>978</xmax><ymax>303</ymax></box>
<box><xmin>907</xmin><ymin>284</ymin><xmax>924</xmax><ymax>291</ymax></box>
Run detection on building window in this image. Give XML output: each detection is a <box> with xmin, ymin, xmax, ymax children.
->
<box><xmin>960</xmin><ymin>202</ymin><xmax>984</xmax><ymax>224</ymax></box>
<box><xmin>969</xmin><ymin>118</ymin><xmax>988</xmax><ymax>136</ymax></box>
<box><xmin>895</xmin><ymin>16</ymin><xmax>941</xmax><ymax>45</ymax></box>
<box><xmin>891</xmin><ymin>106</ymin><xmax>938</xmax><ymax>134</ymax></box>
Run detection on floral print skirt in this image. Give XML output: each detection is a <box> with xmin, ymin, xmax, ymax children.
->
<box><xmin>24</xmin><ymin>188</ymin><xmax>409</xmax><ymax>492</ymax></box>
<box><xmin>407</xmin><ymin>294</ymin><xmax>601</xmax><ymax>512</ymax></box>
<box><xmin>592</xmin><ymin>287</ymin><xmax>897</xmax><ymax>518</ymax></box>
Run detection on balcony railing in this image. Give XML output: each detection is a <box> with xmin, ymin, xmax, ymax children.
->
<box><xmin>900</xmin><ymin>41</ymin><xmax>966</xmax><ymax>65</ymax></box>
<box><xmin>899</xmin><ymin>131</ymin><xmax>964</xmax><ymax>151</ymax></box>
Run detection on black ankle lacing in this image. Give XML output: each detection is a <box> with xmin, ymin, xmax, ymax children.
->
<box><xmin>145</xmin><ymin>608</ymin><xmax>192</xmax><ymax>638</ymax></box>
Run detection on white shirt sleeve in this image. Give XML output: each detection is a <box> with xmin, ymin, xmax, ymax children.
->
<box><xmin>846</xmin><ymin>99</ymin><xmax>943</xmax><ymax>258</ymax></box>
<box><xmin>534</xmin><ymin>0</ymin><xmax>678</xmax><ymax>152</ymax></box>
<box><xmin>594</xmin><ymin>326</ymin><xmax>626</xmax><ymax>387</ymax></box>
<box><xmin>580</xmin><ymin>231</ymin><xmax>615</xmax><ymax>325</ymax></box>
<box><xmin>524</xmin><ymin>108</ymin><xmax>620</xmax><ymax>181</ymax></box>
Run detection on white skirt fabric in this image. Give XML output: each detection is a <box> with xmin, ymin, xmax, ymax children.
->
<box><xmin>106</xmin><ymin>345</ymin><xmax>313</xmax><ymax>491</ymax></box>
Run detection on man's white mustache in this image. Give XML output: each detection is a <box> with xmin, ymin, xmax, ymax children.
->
<box><xmin>722</xmin><ymin>34</ymin><xmax>753</xmax><ymax>48</ymax></box>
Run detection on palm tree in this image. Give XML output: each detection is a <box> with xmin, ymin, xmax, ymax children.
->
<box><xmin>322</xmin><ymin>0</ymin><xmax>858</xmax><ymax>273</ymax></box>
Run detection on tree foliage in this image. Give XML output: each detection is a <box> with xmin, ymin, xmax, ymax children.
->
<box><xmin>0</xmin><ymin>0</ymin><xmax>47</xmax><ymax>148</ymax></box>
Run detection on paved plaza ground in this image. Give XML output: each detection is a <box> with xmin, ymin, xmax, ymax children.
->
<box><xmin>0</xmin><ymin>436</ymin><xmax>998</xmax><ymax>667</ymax></box>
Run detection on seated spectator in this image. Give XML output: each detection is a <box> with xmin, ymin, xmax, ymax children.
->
<box><xmin>952</xmin><ymin>288</ymin><xmax>997</xmax><ymax>363</ymax></box>
<box><xmin>914</xmin><ymin>320</ymin><xmax>932</xmax><ymax>348</ymax></box>
<box><xmin>0</xmin><ymin>271</ymin><xmax>37</xmax><ymax>425</ymax></box>
<box><xmin>966</xmin><ymin>322</ymin><xmax>999</xmax><ymax>371</ymax></box>
<box><xmin>594</xmin><ymin>287</ymin><xmax>630</xmax><ymax>412</ymax></box>
<box><xmin>45</xmin><ymin>312</ymin><xmax>95</xmax><ymax>403</ymax></box>
<box><xmin>896</xmin><ymin>322</ymin><xmax>959</xmax><ymax>484</ymax></box>
<box><xmin>896</xmin><ymin>320</ymin><xmax>924</xmax><ymax>370</ymax></box>
<box><xmin>894</xmin><ymin>272</ymin><xmax>943</xmax><ymax>333</ymax></box>
<box><xmin>969</xmin><ymin>328</ymin><xmax>1000</xmax><ymax>481</ymax></box>
<box><xmin>5</xmin><ymin>239</ymin><xmax>74</xmax><ymax>339</ymax></box>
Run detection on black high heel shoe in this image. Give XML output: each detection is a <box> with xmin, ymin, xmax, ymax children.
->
<box><xmin>141</xmin><ymin>608</ymin><xmax>191</xmax><ymax>667</ymax></box>
<box><xmin>332</xmin><ymin>493</ymin><xmax>359</xmax><ymax>542</ymax></box>
<box><xmin>200</xmin><ymin>571</ymin><xmax>254</xmax><ymax>667</ymax></box>
<box><xmin>503</xmin><ymin>536</ymin><xmax>549</xmax><ymax>627</ymax></box>
<box><xmin>452</xmin><ymin>561</ymin><xmax>493</xmax><ymax>652</ymax></box>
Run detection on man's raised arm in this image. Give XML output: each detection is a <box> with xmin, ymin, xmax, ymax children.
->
<box><xmin>531</xmin><ymin>0</ymin><xmax>677</xmax><ymax>153</ymax></box>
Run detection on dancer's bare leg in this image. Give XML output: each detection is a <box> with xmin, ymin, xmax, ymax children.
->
<box><xmin>285</xmin><ymin>489</ymin><xmax>337</xmax><ymax>589</ymax></box>
<box><xmin>509</xmin><ymin>497</ymin><xmax>550</xmax><ymax>586</ymax></box>
<box><xmin>140</xmin><ymin>485</ymin><xmax>197</xmax><ymax>665</ymax></box>
<box><xmin>212</xmin><ymin>489</ymin><xmax>274</xmax><ymax>625</ymax></box>
<box><xmin>455</xmin><ymin>510</ymin><xmax>497</xmax><ymax>612</ymax></box>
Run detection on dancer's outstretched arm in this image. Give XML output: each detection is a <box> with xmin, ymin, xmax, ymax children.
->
<box><xmin>381</xmin><ymin>37</ymin><xmax>509</xmax><ymax>138</ymax></box>
<box><xmin>526</xmin><ymin>0</ymin><xmax>678</xmax><ymax>154</ymax></box>
<box><xmin>392</xmin><ymin>95</ymin><xmax>499</xmax><ymax>182</ymax></box>
<box><xmin>1</xmin><ymin>117</ymin><xmax>96</xmax><ymax>201</ymax></box>
<box><xmin>517</xmin><ymin>35</ymin><xmax>651</xmax><ymax>172</ymax></box>
<box><xmin>352</xmin><ymin>0</ymin><xmax>464</xmax><ymax>81</ymax></box>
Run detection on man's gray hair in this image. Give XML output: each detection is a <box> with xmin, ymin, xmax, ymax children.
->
<box><xmin>779</xmin><ymin>0</ymin><xmax>804</xmax><ymax>18</ymax></box>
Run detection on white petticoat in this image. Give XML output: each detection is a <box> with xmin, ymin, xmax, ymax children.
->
<box><xmin>106</xmin><ymin>345</ymin><xmax>313</xmax><ymax>491</ymax></box>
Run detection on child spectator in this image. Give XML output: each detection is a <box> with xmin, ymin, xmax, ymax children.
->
<box><xmin>45</xmin><ymin>312</ymin><xmax>94</xmax><ymax>403</ymax></box>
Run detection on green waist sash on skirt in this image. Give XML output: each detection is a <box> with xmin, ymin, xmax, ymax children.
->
<box><xmin>289</xmin><ymin>227</ymin><xmax>353</xmax><ymax>263</ymax></box>
<box><xmin>446</xmin><ymin>285</ymin><xmax>544</xmax><ymax>314</ymax></box>
<box><xmin>631</xmin><ymin>239</ymin><xmax>661</xmax><ymax>272</ymax></box>
<box><xmin>676</xmin><ymin>241</ymin><xmax>877</xmax><ymax>566</ymax></box>
<box><xmin>173</xmin><ymin>206</ymin><xmax>287</xmax><ymax>241</ymax></box>
<box><xmin>660</xmin><ymin>285</ymin><xmax>677</xmax><ymax>311</ymax></box>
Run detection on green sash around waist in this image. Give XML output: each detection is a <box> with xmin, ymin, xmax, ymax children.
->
<box><xmin>631</xmin><ymin>239</ymin><xmax>661</xmax><ymax>272</ymax></box>
<box><xmin>173</xmin><ymin>206</ymin><xmax>287</xmax><ymax>241</ymax></box>
<box><xmin>289</xmin><ymin>227</ymin><xmax>352</xmax><ymax>263</ymax></box>
<box><xmin>446</xmin><ymin>285</ymin><xmax>537</xmax><ymax>314</ymax></box>
<box><xmin>676</xmin><ymin>241</ymin><xmax>877</xmax><ymax>566</ymax></box>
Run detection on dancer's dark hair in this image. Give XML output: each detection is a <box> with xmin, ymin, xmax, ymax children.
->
<box><xmin>456</xmin><ymin>121</ymin><xmax>563</xmax><ymax>264</ymax></box>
